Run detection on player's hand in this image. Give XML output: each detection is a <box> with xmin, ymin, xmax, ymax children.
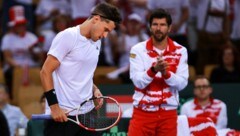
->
<box><xmin>93</xmin><ymin>89</ymin><xmax>103</xmax><ymax>110</ymax></box>
<box><xmin>154</xmin><ymin>56</ymin><xmax>169</xmax><ymax>76</ymax></box>
<box><xmin>50</xmin><ymin>104</ymin><xmax>68</xmax><ymax>122</ymax></box>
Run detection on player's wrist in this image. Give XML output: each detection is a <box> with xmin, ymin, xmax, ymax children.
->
<box><xmin>151</xmin><ymin>66</ymin><xmax>158</xmax><ymax>73</ymax></box>
<box><xmin>45</xmin><ymin>89</ymin><xmax>58</xmax><ymax>106</ymax></box>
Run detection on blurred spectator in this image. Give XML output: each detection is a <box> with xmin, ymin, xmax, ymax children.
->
<box><xmin>147</xmin><ymin>0</ymin><xmax>190</xmax><ymax>49</ymax></box>
<box><xmin>0</xmin><ymin>84</ymin><xmax>28</xmax><ymax>136</ymax></box>
<box><xmin>187</xmin><ymin>0</ymin><xmax>198</xmax><ymax>66</ymax></box>
<box><xmin>35</xmin><ymin>0</ymin><xmax>70</xmax><ymax>34</ymax></box>
<box><xmin>1</xmin><ymin>5</ymin><xmax>43</xmax><ymax>98</ymax></box>
<box><xmin>41</xmin><ymin>15</ymin><xmax>71</xmax><ymax>56</ymax></box>
<box><xmin>210</xmin><ymin>44</ymin><xmax>240</xmax><ymax>83</ymax></box>
<box><xmin>2</xmin><ymin>0</ymin><xmax>35</xmax><ymax>34</ymax></box>
<box><xmin>70</xmin><ymin>0</ymin><xmax>99</xmax><ymax>26</ymax></box>
<box><xmin>0</xmin><ymin>110</ymin><xmax>10</xmax><ymax>136</ymax></box>
<box><xmin>107</xmin><ymin>13</ymin><xmax>148</xmax><ymax>82</ymax></box>
<box><xmin>231</xmin><ymin>0</ymin><xmax>240</xmax><ymax>51</ymax></box>
<box><xmin>27</xmin><ymin>94</ymin><xmax>45</xmax><ymax>136</ymax></box>
<box><xmin>118</xmin><ymin>13</ymin><xmax>148</xmax><ymax>68</ymax></box>
<box><xmin>180</xmin><ymin>75</ymin><xmax>227</xmax><ymax>129</ymax></box>
<box><xmin>196</xmin><ymin>0</ymin><xmax>230</xmax><ymax>74</ymax></box>
<box><xmin>127</xmin><ymin>0</ymin><xmax>148</xmax><ymax>25</ymax></box>
<box><xmin>98</xmin><ymin>30</ymin><xmax>119</xmax><ymax>66</ymax></box>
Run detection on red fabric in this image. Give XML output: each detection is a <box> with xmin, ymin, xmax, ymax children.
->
<box><xmin>193</xmin><ymin>98</ymin><xmax>222</xmax><ymax>124</ymax></box>
<box><xmin>8</xmin><ymin>6</ymin><xmax>27</xmax><ymax>26</ymax></box>
<box><xmin>147</xmin><ymin>67</ymin><xmax>157</xmax><ymax>77</ymax></box>
<box><xmin>188</xmin><ymin>117</ymin><xmax>217</xmax><ymax>136</ymax></box>
<box><xmin>226</xmin><ymin>130</ymin><xmax>240</xmax><ymax>136</ymax></box>
<box><xmin>71</xmin><ymin>18</ymin><xmax>88</xmax><ymax>26</ymax></box>
<box><xmin>128</xmin><ymin>108</ymin><xmax>177</xmax><ymax>136</ymax></box>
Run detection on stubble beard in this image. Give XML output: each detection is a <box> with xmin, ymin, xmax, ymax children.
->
<box><xmin>152</xmin><ymin>31</ymin><xmax>167</xmax><ymax>42</ymax></box>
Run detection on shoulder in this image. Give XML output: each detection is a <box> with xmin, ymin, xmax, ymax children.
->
<box><xmin>213</xmin><ymin>99</ymin><xmax>227</xmax><ymax>108</ymax></box>
<box><xmin>182</xmin><ymin>99</ymin><xmax>194</xmax><ymax>108</ymax></box>
<box><xmin>173</xmin><ymin>41</ymin><xmax>188</xmax><ymax>54</ymax></box>
<box><xmin>7</xmin><ymin>104</ymin><xmax>22</xmax><ymax>113</ymax></box>
<box><xmin>59</xmin><ymin>26</ymin><xmax>77</xmax><ymax>36</ymax></box>
<box><xmin>212</xmin><ymin>67</ymin><xmax>223</xmax><ymax>73</ymax></box>
<box><xmin>131</xmin><ymin>40</ymin><xmax>148</xmax><ymax>53</ymax></box>
<box><xmin>54</xmin><ymin>26</ymin><xmax>77</xmax><ymax>41</ymax></box>
<box><xmin>26</xmin><ymin>32</ymin><xmax>38</xmax><ymax>39</ymax></box>
<box><xmin>2</xmin><ymin>33</ymin><xmax>13</xmax><ymax>41</ymax></box>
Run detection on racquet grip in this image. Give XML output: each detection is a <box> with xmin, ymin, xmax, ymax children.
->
<box><xmin>31</xmin><ymin>114</ymin><xmax>52</xmax><ymax>120</ymax></box>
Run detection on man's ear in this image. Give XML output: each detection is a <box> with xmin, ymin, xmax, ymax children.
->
<box><xmin>168</xmin><ymin>25</ymin><xmax>172</xmax><ymax>33</ymax></box>
<box><xmin>209</xmin><ymin>87</ymin><xmax>213</xmax><ymax>94</ymax></box>
<box><xmin>148</xmin><ymin>24</ymin><xmax>152</xmax><ymax>33</ymax></box>
<box><xmin>92</xmin><ymin>15</ymin><xmax>100</xmax><ymax>24</ymax></box>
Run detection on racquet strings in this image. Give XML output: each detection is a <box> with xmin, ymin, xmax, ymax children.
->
<box><xmin>78</xmin><ymin>97</ymin><xmax>120</xmax><ymax>129</ymax></box>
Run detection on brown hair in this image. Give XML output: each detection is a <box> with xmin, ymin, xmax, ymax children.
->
<box><xmin>91</xmin><ymin>2</ymin><xmax>122</xmax><ymax>26</ymax></box>
<box><xmin>194</xmin><ymin>75</ymin><xmax>210</xmax><ymax>86</ymax></box>
<box><xmin>218</xmin><ymin>44</ymin><xmax>240</xmax><ymax>69</ymax></box>
<box><xmin>149</xmin><ymin>8</ymin><xmax>172</xmax><ymax>26</ymax></box>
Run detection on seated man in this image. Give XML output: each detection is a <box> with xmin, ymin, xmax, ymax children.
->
<box><xmin>0</xmin><ymin>84</ymin><xmax>28</xmax><ymax>136</ymax></box>
<box><xmin>180</xmin><ymin>75</ymin><xmax>240</xmax><ymax>135</ymax></box>
<box><xmin>180</xmin><ymin>75</ymin><xmax>227</xmax><ymax>129</ymax></box>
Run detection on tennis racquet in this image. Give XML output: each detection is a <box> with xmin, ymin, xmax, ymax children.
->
<box><xmin>32</xmin><ymin>96</ymin><xmax>122</xmax><ymax>131</ymax></box>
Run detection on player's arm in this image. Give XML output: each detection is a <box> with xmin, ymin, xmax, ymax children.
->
<box><xmin>158</xmin><ymin>48</ymin><xmax>189</xmax><ymax>91</ymax></box>
<box><xmin>216</xmin><ymin>103</ymin><xmax>228</xmax><ymax>129</ymax></box>
<box><xmin>92</xmin><ymin>84</ymin><xmax>103</xmax><ymax>109</ymax></box>
<box><xmin>40</xmin><ymin>55</ymin><xmax>68</xmax><ymax>122</ymax></box>
<box><xmin>92</xmin><ymin>84</ymin><xmax>102</xmax><ymax>97</ymax></box>
<box><xmin>130</xmin><ymin>46</ymin><xmax>156</xmax><ymax>89</ymax></box>
<box><xmin>3</xmin><ymin>50</ymin><xmax>19</xmax><ymax>67</ymax></box>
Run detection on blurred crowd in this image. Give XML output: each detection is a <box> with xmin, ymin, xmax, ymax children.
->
<box><xmin>0</xmin><ymin>0</ymin><xmax>240</xmax><ymax>135</ymax></box>
<box><xmin>0</xmin><ymin>0</ymin><xmax>239</xmax><ymax>86</ymax></box>
<box><xmin>0</xmin><ymin>0</ymin><xmax>240</xmax><ymax>84</ymax></box>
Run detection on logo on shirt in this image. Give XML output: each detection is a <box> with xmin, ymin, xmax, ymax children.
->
<box><xmin>130</xmin><ymin>53</ymin><xmax>136</xmax><ymax>58</ymax></box>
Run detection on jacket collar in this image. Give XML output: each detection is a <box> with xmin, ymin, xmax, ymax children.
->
<box><xmin>194</xmin><ymin>97</ymin><xmax>214</xmax><ymax>109</ymax></box>
<box><xmin>146</xmin><ymin>37</ymin><xmax>179</xmax><ymax>57</ymax></box>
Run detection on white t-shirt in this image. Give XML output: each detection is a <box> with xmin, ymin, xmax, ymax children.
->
<box><xmin>70</xmin><ymin>0</ymin><xmax>97</xmax><ymax>19</ymax></box>
<box><xmin>45</xmin><ymin>26</ymin><xmax>101</xmax><ymax>115</ymax></box>
<box><xmin>231</xmin><ymin>0</ymin><xmax>240</xmax><ymax>39</ymax></box>
<box><xmin>197</xmin><ymin>0</ymin><xmax>230</xmax><ymax>33</ymax></box>
<box><xmin>1</xmin><ymin>32</ymin><xmax>38</xmax><ymax>70</ymax></box>
<box><xmin>147</xmin><ymin>0</ymin><xmax>190</xmax><ymax>34</ymax></box>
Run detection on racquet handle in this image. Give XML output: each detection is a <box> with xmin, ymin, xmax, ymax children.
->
<box><xmin>32</xmin><ymin>114</ymin><xmax>52</xmax><ymax>120</ymax></box>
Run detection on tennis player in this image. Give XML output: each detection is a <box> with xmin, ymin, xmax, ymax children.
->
<box><xmin>39</xmin><ymin>3</ymin><xmax>121</xmax><ymax>136</ymax></box>
<box><xmin>128</xmin><ymin>9</ymin><xmax>189</xmax><ymax>136</ymax></box>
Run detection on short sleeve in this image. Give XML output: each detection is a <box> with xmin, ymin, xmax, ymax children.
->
<box><xmin>28</xmin><ymin>33</ymin><xmax>38</xmax><ymax>47</ymax></box>
<box><xmin>1</xmin><ymin>35</ymin><xmax>11</xmax><ymax>51</ymax></box>
<box><xmin>48</xmin><ymin>29</ymin><xmax>76</xmax><ymax>62</ymax></box>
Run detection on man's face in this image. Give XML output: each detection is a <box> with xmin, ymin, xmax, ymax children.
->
<box><xmin>90</xmin><ymin>16</ymin><xmax>115</xmax><ymax>42</ymax></box>
<box><xmin>0</xmin><ymin>88</ymin><xmax>8</xmax><ymax>105</ymax></box>
<box><xmin>13</xmin><ymin>24</ymin><xmax>26</xmax><ymax>35</ymax></box>
<box><xmin>150</xmin><ymin>18</ymin><xmax>171</xmax><ymax>42</ymax></box>
<box><xmin>194</xmin><ymin>78</ymin><xmax>212</xmax><ymax>100</ymax></box>
<box><xmin>223</xmin><ymin>48</ymin><xmax>234</xmax><ymax>66</ymax></box>
<box><xmin>127</xmin><ymin>20</ymin><xmax>142</xmax><ymax>35</ymax></box>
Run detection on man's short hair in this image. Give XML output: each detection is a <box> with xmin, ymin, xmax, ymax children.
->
<box><xmin>149</xmin><ymin>8</ymin><xmax>172</xmax><ymax>26</ymax></box>
<box><xmin>91</xmin><ymin>2</ymin><xmax>122</xmax><ymax>26</ymax></box>
<box><xmin>194</xmin><ymin>75</ymin><xmax>211</xmax><ymax>86</ymax></box>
